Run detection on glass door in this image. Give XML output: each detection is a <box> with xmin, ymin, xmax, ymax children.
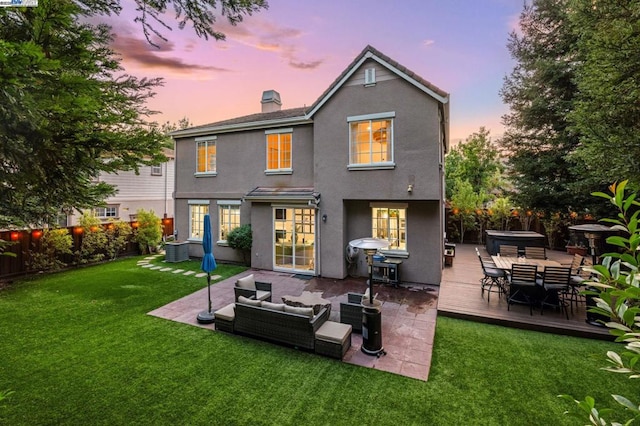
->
<box><xmin>273</xmin><ymin>207</ymin><xmax>315</xmax><ymax>273</ymax></box>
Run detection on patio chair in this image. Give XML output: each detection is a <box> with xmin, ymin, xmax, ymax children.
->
<box><xmin>539</xmin><ymin>266</ymin><xmax>571</xmax><ymax>319</ymax></box>
<box><xmin>234</xmin><ymin>274</ymin><xmax>273</xmax><ymax>302</ymax></box>
<box><xmin>524</xmin><ymin>246</ymin><xmax>546</xmax><ymax>259</ymax></box>
<box><xmin>476</xmin><ymin>248</ymin><xmax>506</xmax><ymax>302</ymax></box>
<box><xmin>507</xmin><ymin>264</ymin><xmax>539</xmax><ymax>315</ymax></box>
<box><xmin>499</xmin><ymin>245</ymin><xmax>519</xmax><ymax>257</ymax></box>
<box><xmin>566</xmin><ymin>256</ymin><xmax>591</xmax><ymax>314</ymax></box>
<box><xmin>339</xmin><ymin>289</ymin><xmax>376</xmax><ymax>333</ymax></box>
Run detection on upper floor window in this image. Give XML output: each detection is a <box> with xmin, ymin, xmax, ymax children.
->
<box><xmin>348</xmin><ymin>112</ymin><xmax>395</xmax><ymax>169</ymax></box>
<box><xmin>95</xmin><ymin>205</ymin><xmax>117</xmax><ymax>219</ymax></box>
<box><xmin>265</xmin><ymin>129</ymin><xmax>292</xmax><ymax>174</ymax></box>
<box><xmin>371</xmin><ymin>204</ymin><xmax>407</xmax><ymax>251</ymax></box>
<box><xmin>218</xmin><ymin>201</ymin><xmax>241</xmax><ymax>243</ymax></box>
<box><xmin>188</xmin><ymin>200</ymin><xmax>210</xmax><ymax>240</ymax></box>
<box><xmin>151</xmin><ymin>165</ymin><xmax>162</xmax><ymax>176</ymax></box>
<box><xmin>196</xmin><ymin>136</ymin><xmax>216</xmax><ymax>175</ymax></box>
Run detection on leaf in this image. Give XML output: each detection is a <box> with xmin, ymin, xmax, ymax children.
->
<box><xmin>612</xmin><ymin>395</ymin><xmax>639</xmax><ymax>413</ymax></box>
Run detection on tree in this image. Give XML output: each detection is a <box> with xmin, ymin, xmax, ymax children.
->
<box><xmin>133</xmin><ymin>209</ymin><xmax>163</xmax><ymax>254</ymax></box>
<box><xmin>499</xmin><ymin>0</ymin><xmax>598</xmax><ymax>216</ymax></box>
<box><xmin>568</xmin><ymin>1</ymin><xmax>640</xmax><ymax>187</ymax></box>
<box><xmin>450</xmin><ymin>179</ymin><xmax>483</xmax><ymax>243</ymax></box>
<box><xmin>445</xmin><ymin>127</ymin><xmax>505</xmax><ymax>202</ymax></box>
<box><xmin>80</xmin><ymin>0</ymin><xmax>268</xmax><ymax>47</ymax></box>
<box><xmin>0</xmin><ymin>1</ymin><xmax>167</xmax><ymax>228</ymax></box>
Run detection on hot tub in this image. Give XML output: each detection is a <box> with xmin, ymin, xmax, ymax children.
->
<box><xmin>485</xmin><ymin>230</ymin><xmax>546</xmax><ymax>255</ymax></box>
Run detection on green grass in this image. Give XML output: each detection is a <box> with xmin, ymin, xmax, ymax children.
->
<box><xmin>0</xmin><ymin>256</ymin><xmax>634</xmax><ymax>425</ymax></box>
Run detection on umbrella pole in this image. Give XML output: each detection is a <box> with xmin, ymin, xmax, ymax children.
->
<box><xmin>197</xmin><ymin>273</ymin><xmax>215</xmax><ymax>324</ymax></box>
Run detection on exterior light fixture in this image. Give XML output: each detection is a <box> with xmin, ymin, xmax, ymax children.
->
<box><xmin>32</xmin><ymin>230</ymin><xmax>43</xmax><ymax>239</ymax></box>
<box><xmin>10</xmin><ymin>231</ymin><xmax>20</xmax><ymax>241</ymax></box>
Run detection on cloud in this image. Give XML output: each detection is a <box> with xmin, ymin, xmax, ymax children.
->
<box><xmin>422</xmin><ymin>39</ymin><xmax>435</xmax><ymax>47</ymax></box>
<box><xmin>213</xmin><ymin>18</ymin><xmax>324</xmax><ymax>70</ymax></box>
<box><xmin>111</xmin><ymin>34</ymin><xmax>231</xmax><ymax>74</ymax></box>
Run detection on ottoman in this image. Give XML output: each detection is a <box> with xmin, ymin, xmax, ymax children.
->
<box><xmin>214</xmin><ymin>303</ymin><xmax>235</xmax><ymax>333</ymax></box>
<box><xmin>315</xmin><ymin>321</ymin><xmax>352</xmax><ymax>360</ymax></box>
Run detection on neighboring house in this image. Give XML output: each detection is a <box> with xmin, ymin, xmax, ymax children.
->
<box><xmin>171</xmin><ymin>45</ymin><xmax>449</xmax><ymax>285</ymax></box>
<box><xmin>67</xmin><ymin>149</ymin><xmax>175</xmax><ymax>225</ymax></box>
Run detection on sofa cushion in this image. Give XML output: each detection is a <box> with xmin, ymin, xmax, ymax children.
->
<box><xmin>215</xmin><ymin>303</ymin><xmax>236</xmax><ymax>321</ymax></box>
<box><xmin>316</xmin><ymin>321</ymin><xmax>352</xmax><ymax>344</ymax></box>
<box><xmin>284</xmin><ymin>305</ymin><xmax>314</xmax><ymax>318</ymax></box>
<box><xmin>261</xmin><ymin>301</ymin><xmax>285</xmax><ymax>311</ymax></box>
<box><xmin>236</xmin><ymin>274</ymin><xmax>256</xmax><ymax>290</ymax></box>
<box><xmin>238</xmin><ymin>295</ymin><xmax>262</xmax><ymax>306</ymax></box>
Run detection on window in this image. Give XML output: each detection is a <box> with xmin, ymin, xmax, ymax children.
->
<box><xmin>218</xmin><ymin>201</ymin><xmax>241</xmax><ymax>243</ymax></box>
<box><xmin>151</xmin><ymin>165</ymin><xmax>162</xmax><ymax>176</ymax></box>
<box><xmin>95</xmin><ymin>206</ymin><xmax>117</xmax><ymax>218</ymax></box>
<box><xmin>265</xmin><ymin>129</ymin><xmax>292</xmax><ymax>173</ymax></box>
<box><xmin>348</xmin><ymin>113</ymin><xmax>394</xmax><ymax>167</ymax></box>
<box><xmin>188</xmin><ymin>201</ymin><xmax>210</xmax><ymax>240</ymax></box>
<box><xmin>365</xmin><ymin>67</ymin><xmax>376</xmax><ymax>85</ymax></box>
<box><xmin>196</xmin><ymin>137</ymin><xmax>216</xmax><ymax>175</ymax></box>
<box><xmin>372</xmin><ymin>206</ymin><xmax>406</xmax><ymax>251</ymax></box>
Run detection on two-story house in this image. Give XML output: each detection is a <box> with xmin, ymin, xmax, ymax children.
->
<box><xmin>66</xmin><ymin>149</ymin><xmax>175</xmax><ymax>226</ymax></box>
<box><xmin>171</xmin><ymin>46</ymin><xmax>449</xmax><ymax>285</ymax></box>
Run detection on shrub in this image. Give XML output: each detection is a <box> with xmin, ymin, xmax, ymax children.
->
<box><xmin>75</xmin><ymin>212</ymin><xmax>107</xmax><ymax>264</ymax></box>
<box><xmin>27</xmin><ymin>228</ymin><xmax>72</xmax><ymax>272</ymax></box>
<box><xmin>132</xmin><ymin>209</ymin><xmax>162</xmax><ymax>254</ymax></box>
<box><xmin>104</xmin><ymin>220</ymin><xmax>132</xmax><ymax>260</ymax></box>
<box><xmin>227</xmin><ymin>224</ymin><xmax>252</xmax><ymax>265</ymax></box>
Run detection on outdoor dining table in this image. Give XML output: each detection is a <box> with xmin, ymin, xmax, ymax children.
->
<box><xmin>490</xmin><ymin>255</ymin><xmax>562</xmax><ymax>271</ymax></box>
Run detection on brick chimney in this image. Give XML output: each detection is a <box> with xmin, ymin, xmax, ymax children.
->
<box><xmin>261</xmin><ymin>90</ymin><xmax>282</xmax><ymax>113</ymax></box>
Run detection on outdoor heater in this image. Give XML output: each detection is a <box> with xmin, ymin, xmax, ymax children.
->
<box><xmin>348</xmin><ymin>237</ymin><xmax>389</xmax><ymax>356</ymax></box>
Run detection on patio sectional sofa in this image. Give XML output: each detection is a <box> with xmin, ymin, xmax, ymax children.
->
<box><xmin>214</xmin><ymin>294</ymin><xmax>352</xmax><ymax>359</ymax></box>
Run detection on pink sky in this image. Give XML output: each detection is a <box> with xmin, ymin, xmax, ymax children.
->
<box><xmin>108</xmin><ymin>0</ymin><xmax>523</xmax><ymax>144</ymax></box>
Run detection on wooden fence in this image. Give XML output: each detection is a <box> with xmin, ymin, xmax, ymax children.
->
<box><xmin>0</xmin><ymin>218</ymin><xmax>174</xmax><ymax>280</ymax></box>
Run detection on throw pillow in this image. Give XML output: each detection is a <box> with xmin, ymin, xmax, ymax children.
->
<box><xmin>284</xmin><ymin>305</ymin><xmax>314</xmax><ymax>318</ymax></box>
<box><xmin>238</xmin><ymin>295</ymin><xmax>262</xmax><ymax>307</ymax></box>
<box><xmin>261</xmin><ymin>301</ymin><xmax>286</xmax><ymax>311</ymax></box>
<box><xmin>236</xmin><ymin>274</ymin><xmax>256</xmax><ymax>290</ymax></box>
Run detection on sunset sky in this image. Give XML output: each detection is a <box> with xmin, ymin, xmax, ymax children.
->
<box><xmin>109</xmin><ymin>0</ymin><xmax>524</xmax><ymax>143</ymax></box>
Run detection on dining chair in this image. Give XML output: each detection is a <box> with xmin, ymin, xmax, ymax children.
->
<box><xmin>524</xmin><ymin>246</ymin><xmax>546</xmax><ymax>259</ymax></box>
<box><xmin>539</xmin><ymin>266</ymin><xmax>572</xmax><ymax>319</ymax></box>
<box><xmin>507</xmin><ymin>263</ymin><xmax>539</xmax><ymax>315</ymax></box>
<box><xmin>499</xmin><ymin>245</ymin><xmax>519</xmax><ymax>257</ymax></box>
<box><xmin>567</xmin><ymin>256</ymin><xmax>591</xmax><ymax>314</ymax></box>
<box><xmin>476</xmin><ymin>248</ymin><xmax>506</xmax><ymax>302</ymax></box>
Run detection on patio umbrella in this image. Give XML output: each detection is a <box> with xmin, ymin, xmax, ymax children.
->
<box><xmin>197</xmin><ymin>214</ymin><xmax>217</xmax><ymax>324</ymax></box>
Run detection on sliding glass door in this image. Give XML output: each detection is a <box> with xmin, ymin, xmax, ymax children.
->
<box><xmin>273</xmin><ymin>207</ymin><xmax>315</xmax><ymax>273</ymax></box>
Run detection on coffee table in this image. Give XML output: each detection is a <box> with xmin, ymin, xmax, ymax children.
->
<box><xmin>282</xmin><ymin>291</ymin><xmax>332</xmax><ymax>315</ymax></box>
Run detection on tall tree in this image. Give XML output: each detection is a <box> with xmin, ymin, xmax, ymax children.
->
<box><xmin>0</xmin><ymin>0</ymin><xmax>168</xmax><ymax>227</ymax></box>
<box><xmin>499</xmin><ymin>0</ymin><xmax>593</xmax><ymax>215</ymax></box>
<box><xmin>445</xmin><ymin>127</ymin><xmax>505</xmax><ymax>202</ymax></box>
<box><xmin>568</xmin><ymin>0</ymin><xmax>640</xmax><ymax>186</ymax></box>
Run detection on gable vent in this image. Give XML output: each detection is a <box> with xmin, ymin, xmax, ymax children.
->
<box><xmin>364</xmin><ymin>68</ymin><xmax>376</xmax><ymax>85</ymax></box>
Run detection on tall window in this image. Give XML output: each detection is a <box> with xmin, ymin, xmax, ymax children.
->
<box><xmin>218</xmin><ymin>203</ymin><xmax>240</xmax><ymax>242</ymax></box>
<box><xmin>372</xmin><ymin>207</ymin><xmax>406</xmax><ymax>250</ymax></box>
<box><xmin>95</xmin><ymin>206</ymin><xmax>117</xmax><ymax>218</ymax></box>
<box><xmin>196</xmin><ymin>137</ymin><xmax>216</xmax><ymax>174</ymax></box>
<box><xmin>266</xmin><ymin>130</ymin><xmax>292</xmax><ymax>172</ymax></box>
<box><xmin>349</xmin><ymin>115</ymin><xmax>393</xmax><ymax>166</ymax></box>
<box><xmin>189</xmin><ymin>202</ymin><xmax>209</xmax><ymax>240</ymax></box>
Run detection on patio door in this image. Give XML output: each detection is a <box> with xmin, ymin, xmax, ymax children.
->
<box><xmin>273</xmin><ymin>207</ymin><xmax>315</xmax><ymax>274</ymax></box>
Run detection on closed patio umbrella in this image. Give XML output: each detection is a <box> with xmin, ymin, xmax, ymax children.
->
<box><xmin>197</xmin><ymin>214</ymin><xmax>217</xmax><ymax>324</ymax></box>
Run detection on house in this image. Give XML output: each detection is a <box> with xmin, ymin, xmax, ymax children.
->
<box><xmin>66</xmin><ymin>149</ymin><xmax>175</xmax><ymax>226</ymax></box>
<box><xmin>171</xmin><ymin>45</ymin><xmax>449</xmax><ymax>285</ymax></box>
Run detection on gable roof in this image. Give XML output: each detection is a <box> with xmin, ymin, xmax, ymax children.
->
<box><xmin>171</xmin><ymin>45</ymin><xmax>449</xmax><ymax>139</ymax></box>
<box><xmin>305</xmin><ymin>45</ymin><xmax>449</xmax><ymax>117</ymax></box>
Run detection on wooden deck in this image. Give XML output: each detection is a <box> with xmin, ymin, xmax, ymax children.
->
<box><xmin>438</xmin><ymin>243</ymin><xmax>612</xmax><ymax>340</ymax></box>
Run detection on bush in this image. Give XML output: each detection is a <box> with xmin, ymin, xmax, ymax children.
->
<box><xmin>104</xmin><ymin>220</ymin><xmax>132</xmax><ymax>260</ymax></box>
<box><xmin>132</xmin><ymin>209</ymin><xmax>163</xmax><ymax>254</ymax></box>
<box><xmin>227</xmin><ymin>224</ymin><xmax>252</xmax><ymax>266</ymax></box>
<box><xmin>75</xmin><ymin>212</ymin><xmax>107</xmax><ymax>264</ymax></box>
<box><xmin>27</xmin><ymin>228</ymin><xmax>72</xmax><ymax>272</ymax></box>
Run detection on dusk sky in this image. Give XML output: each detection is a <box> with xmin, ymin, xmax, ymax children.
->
<box><xmin>110</xmin><ymin>0</ymin><xmax>524</xmax><ymax>143</ymax></box>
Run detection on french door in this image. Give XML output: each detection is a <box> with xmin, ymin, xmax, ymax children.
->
<box><xmin>273</xmin><ymin>207</ymin><xmax>315</xmax><ymax>273</ymax></box>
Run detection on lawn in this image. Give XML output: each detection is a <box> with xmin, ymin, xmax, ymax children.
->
<box><xmin>0</xmin><ymin>256</ymin><xmax>634</xmax><ymax>425</ymax></box>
